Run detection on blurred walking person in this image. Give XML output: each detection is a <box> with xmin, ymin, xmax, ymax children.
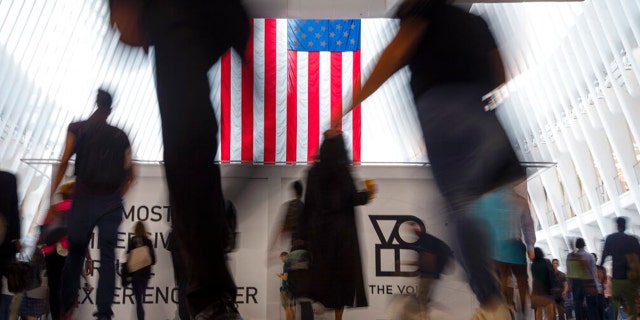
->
<box><xmin>299</xmin><ymin>129</ymin><xmax>376</xmax><ymax>320</ymax></box>
<box><xmin>108</xmin><ymin>1</ymin><xmax>250</xmax><ymax>318</ymax></box>
<box><xmin>0</xmin><ymin>171</ymin><xmax>21</xmax><ymax>320</ymax></box>
<box><xmin>52</xmin><ymin>88</ymin><xmax>135</xmax><ymax>320</ymax></box>
<box><xmin>277</xmin><ymin>252</ymin><xmax>295</xmax><ymax>320</ymax></box>
<box><xmin>475</xmin><ymin>185</ymin><xmax>535</xmax><ymax>318</ymax></box>
<box><xmin>126</xmin><ymin>221</ymin><xmax>156</xmax><ymax>320</ymax></box>
<box><xmin>405</xmin><ymin>221</ymin><xmax>454</xmax><ymax>320</ymax></box>
<box><xmin>566</xmin><ymin>238</ymin><xmax>598</xmax><ymax>320</ymax></box>
<box><xmin>599</xmin><ymin>217</ymin><xmax>640</xmax><ymax>320</ymax></box>
<box><xmin>39</xmin><ymin>181</ymin><xmax>74</xmax><ymax>320</ymax></box>
<box><xmin>270</xmin><ymin>181</ymin><xmax>304</xmax><ymax>250</ymax></box>
<box><xmin>552</xmin><ymin>258</ymin><xmax>570</xmax><ymax>320</ymax></box>
<box><xmin>530</xmin><ymin>248</ymin><xmax>556</xmax><ymax>320</ymax></box>
<box><xmin>339</xmin><ymin>0</ymin><xmax>526</xmax><ymax>317</ymax></box>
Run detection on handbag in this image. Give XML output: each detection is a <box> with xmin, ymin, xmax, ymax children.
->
<box><xmin>126</xmin><ymin>239</ymin><xmax>152</xmax><ymax>273</ymax></box>
<box><xmin>6</xmin><ymin>250</ymin><xmax>43</xmax><ymax>294</ymax></box>
<box><xmin>25</xmin><ymin>269</ymin><xmax>48</xmax><ymax>299</ymax></box>
<box><xmin>6</xmin><ymin>260</ymin><xmax>33</xmax><ymax>293</ymax></box>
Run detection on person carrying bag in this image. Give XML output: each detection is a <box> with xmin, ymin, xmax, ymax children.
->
<box><xmin>17</xmin><ymin>246</ymin><xmax>47</xmax><ymax>320</ymax></box>
<box><xmin>125</xmin><ymin>222</ymin><xmax>155</xmax><ymax>320</ymax></box>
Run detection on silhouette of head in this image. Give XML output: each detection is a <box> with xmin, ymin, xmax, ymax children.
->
<box><xmin>96</xmin><ymin>89</ymin><xmax>113</xmax><ymax>111</ymax></box>
<box><xmin>575</xmin><ymin>238</ymin><xmax>586</xmax><ymax>249</ymax></box>
<box><xmin>292</xmin><ymin>180</ymin><xmax>303</xmax><ymax>198</ymax></box>
<box><xmin>319</xmin><ymin>130</ymin><xmax>348</xmax><ymax>166</ymax></box>
<box><xmin>134</xmin><ymin>221</ymin><xmax>148</xmax><ymax>239</ymax></box>
<box><xmin>616</xmin><ymin>217</ymin><xmax>626</xmax><ymax>232</ymax></box>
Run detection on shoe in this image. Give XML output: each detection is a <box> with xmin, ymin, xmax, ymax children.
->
<box><xmin>61</xmin><ymin>301</ymin><xmax>79</xmax><ymax>320</ymax></box>
<box><xmin>471</xmin><ymin>302</ymin><xmax>514</xmax><ymax>320</ymax></box>
<box><xmin>193</xmin><ymin>297</ymin><xmax>242</xmax><ymax>320</ymax></box>
<box><xmin>93</xmin><ymin>311</ymin><xmax>112</xmax><ymax>320</ymax></box>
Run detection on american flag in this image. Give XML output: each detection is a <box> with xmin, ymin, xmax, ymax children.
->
<box><xmin>211</xmin><ymin>19</ymin><xmax>361</xmax><ymax>164</ymax></box>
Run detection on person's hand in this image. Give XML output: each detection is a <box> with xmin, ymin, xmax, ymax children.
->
<box><xmin>84</xmin><ymin>258</ymin><xmax>94</xmax><ymax>276</ymax></box>
<box><xmin>323</xmin><ymin>128</ymin><xmax>342</xmax><ymax>139</ymax></box>
<box><xmin>527</xmin><ymin>248</ymin><xmax>535</xmax><ymax>260</ymax></box>
<box><xmin>13</xmin><ymin>240</ymin><xmax>22</xmax><ymax>252</ymax></box>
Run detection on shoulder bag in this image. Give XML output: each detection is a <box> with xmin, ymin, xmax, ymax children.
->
<box><xmin>127</xmin><ymin>238</ymin><xmax>152</xmax><ymax>273</ymax></box>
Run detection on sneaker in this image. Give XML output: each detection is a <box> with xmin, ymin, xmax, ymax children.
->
<box><xmin>471</xmin><ymin>302</ymin><xmax>514</xmax><ymax>320</ymax></box>
<box><xmin>193</xmin><ymin>297</ymin><xmax>242</xmax><ymax>320</ymax></box>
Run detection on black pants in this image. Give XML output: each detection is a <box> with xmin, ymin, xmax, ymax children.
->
<box><xmin>132</xmin><ymin>275</ymin><xmax>149</xmax><ymax>320</ymax></box>
<box><xmin>45</xmin><ymin>251</ymin><xmax>66</xmax><ymax>320</ymax></box>
<box><xmin>170</xmin><ymin>237</ymin><xmax>189</xmax><ymax>320</ymax></box>
<box><xmin>151</xmin><ymin>3</ymin><xmax>236</xmax><ymax>316</ymax></box>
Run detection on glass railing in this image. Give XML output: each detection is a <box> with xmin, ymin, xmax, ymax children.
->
<box><xmin>562</xmin><ymin>203</ymin><xmax>574</xmax><ymax>220</ymax></box>
<box><xmin>613</xmin><ymin>175</ymin><xmax>629</xmax><ymax>195</ymax></box>
<box><xmin>547</xmin><ymin>210</ymin><xmax>558</xmax><ymax>226</ymax></box>
<box><xmin>596</xmin><ymin>184</ymin><xmax>609</xmax><ymax>203</ymax></box>
<box><xmin>578</xmin><ymin>193</ymin><xmax>591</xmax><ymax>212</ymax></box>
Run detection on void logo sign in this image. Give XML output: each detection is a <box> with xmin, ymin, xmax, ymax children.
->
<box><xmin>369</xmin><ymin>215</ymin><xmax>425</xmax><ymax>277</ymax></box>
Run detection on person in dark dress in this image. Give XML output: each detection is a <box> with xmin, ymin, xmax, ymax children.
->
<box><xmin>108</xmin><ymin>1</ymin><xmax>250</xmax><ymax>319</ymax></box>
<box><xmin>300</xmin><ymin>129</ymin><xmax>375</xmax><ymax>320</ymax></box>
<box><xmin>339</xmin><ymin>0</ymin><xmax>524</xmax><ymax>317</ymax></box>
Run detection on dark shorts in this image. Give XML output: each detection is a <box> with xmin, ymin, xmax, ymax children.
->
<box><xmin>280</xmin><ymin>290</ymin><xmax>294</xmax><ymax>308</ymax></box>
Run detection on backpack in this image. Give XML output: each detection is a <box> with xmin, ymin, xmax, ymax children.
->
<box><xmin>74</xmin><ymin>124</ymin><xmax>129</xmax><ymax>189</ymax></box>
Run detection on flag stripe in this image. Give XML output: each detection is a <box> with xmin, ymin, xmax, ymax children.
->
<box><xmin>331</xmin><ymin>52</ymin><xmax>342</xmax><ymax>130</ymax></box>
<box><xmin>341</xmin><ymin>52</ymin><xmax>353</xmax><ymax>157</ymax></box>
<box><xmin>352</xmin><ymin>49</ymin><xmax>361</xmax><ymax>163</ymax></box>
<box><xmin>318</xmin><ymin>52</ymin><xmax>331</xmax><ymax>144</ymax></box>
<box><xmin>241</xmin><ymin>20</ymin><xmax>254</xmax><ymax>162</ymax></box>
<box><xmin>286</xmin><ymin>50</ymin><xmax>297</xmax><ymax>163</ymax></box>
<box><xmin>275</xmin><ymin>19</ymin><xmax>288</xmax><ymax>163</ymax></box>
<box><xmin>264</xmin><ymin>19</ymin><xmax>276</xmax><ymax>163</ymax></box>
<box><xmin>307</xmin><ymin>51</ymin><xmax>320</xmax><ymax>162</ymax></box>
<box><xmin>230</xmin><ymin>51</ymin><xmax>242</xmax><ymax>161</ymax></box>
<box><xmin>221</xmin><ymin>52</ymin><xmax>231</xmax><ymax>162</ymax></box>
<box><xmin>253</xmin><ymin>19</ymin><xmax>265</xmax><ymax>163</ymax></box>
<box><xmin>296</xmin><ymin>52</ymin><xmax>309</xmax><ymax>163</ymax></box>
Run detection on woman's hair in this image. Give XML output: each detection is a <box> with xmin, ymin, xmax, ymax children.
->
<box><xmin>315</xmin><ymin>133</ymin><xmax>351</xmax><ymax>194</ymax></box>
<box><xmin>534</xmin><ymin>247</ymin><xmax>544</xmax><ymax>260</ymax></box>
<box><xmin>134</xmin><ymin>221</ymin><xmax>148</xmax><ymax>239</ymax></box>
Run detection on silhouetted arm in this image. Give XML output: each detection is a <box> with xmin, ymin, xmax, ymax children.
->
<box><xmin>339</xmin><ymin>17</ymin><xmax>429</xmax><ymax>124</ymax></box>
<box><xmin>51</xmin><ymin>130</ymin><xmax>76</xmax><ymax>197</ymax></box>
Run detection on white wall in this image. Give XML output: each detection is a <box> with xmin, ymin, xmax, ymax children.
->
<box><xmin>67</xmin><ymin>164</ymin><xmax>477</xmax><ymax>320</ymax></box>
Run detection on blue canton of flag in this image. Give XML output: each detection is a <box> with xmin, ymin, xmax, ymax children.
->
<box><xmin>288</xmin><ymin>19</ymin><xmax>361</xmax><ymax>52</ymax></box>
